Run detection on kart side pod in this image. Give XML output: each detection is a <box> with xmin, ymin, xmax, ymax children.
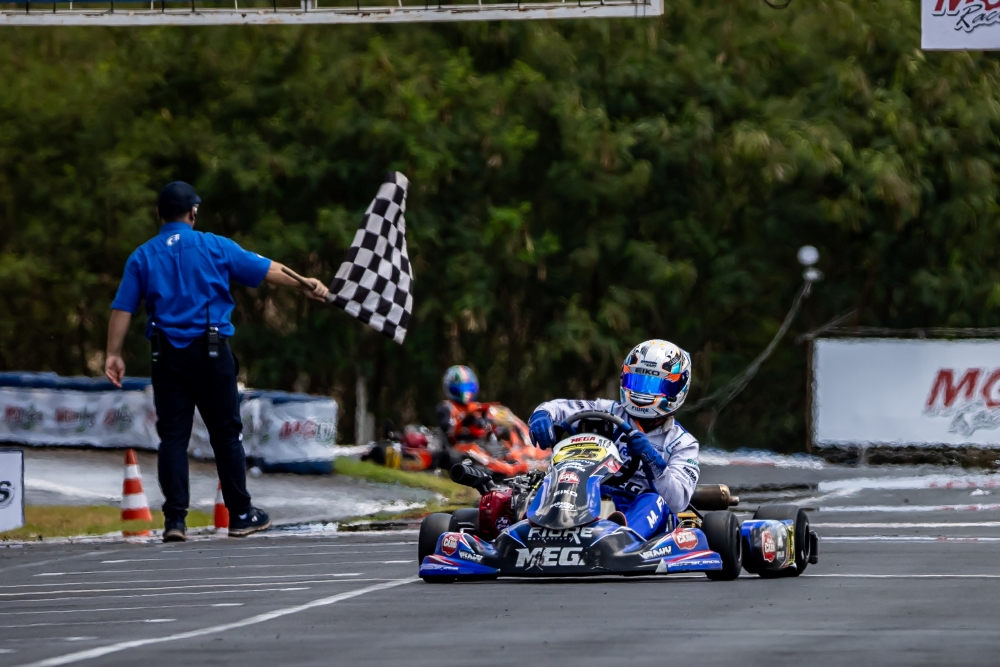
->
<box><xmin>690</xmin><ymin>484</ymin><xmax>739</xmax><ymax>511</ymax></box>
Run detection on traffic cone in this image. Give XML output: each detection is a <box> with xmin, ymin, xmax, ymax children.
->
<box><xmin>121</xmin><ymin>449</ymin><xmax>153</xmax><ymax>536</ymax></box>
<box><xmin>213</xmin><ymin>482</ymin><xmax>229</xmax><ymax>532</ymax></box>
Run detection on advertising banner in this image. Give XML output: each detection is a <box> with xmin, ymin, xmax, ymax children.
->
<box><xmin>814</xmin><ymin>338</ymin><xmax>1000</xmax><ymax>447</ymax></box>
<box><xmin>0</xmin><ymin>449</ymin><xmax>25</xmax><ymax>533</ymax></box>
<box><xmin>0</xmin><ymin>374</ymin><xmax>340</xmax><ymax>472</ymax></box>
<box><xmin>923</xmin><ymin>0</ymin><xmax>1000</xmax><ymax>50</ymax></box>
<box><xmin>0</xmin><ymin>387</ymin><xmax>159</xmax><ymax>449</ymax></box>
<box><xmin>254</xmin><ymin>395</ymin><xmax>339</xmax><ymax>474</ymax></box>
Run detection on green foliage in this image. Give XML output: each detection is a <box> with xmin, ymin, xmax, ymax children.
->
<box><xmin>334</xmin><ymin>457</ymin><xmax>478</xmax><ymax>504</ymax></box>
<box><xmin>2</xmin><ymin>1</ymin><xmax>1000</xmax><ymax>451</ymax></box>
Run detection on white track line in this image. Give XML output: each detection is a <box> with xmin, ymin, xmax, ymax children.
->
<box><xmin>0</xmin><ymin>603</ymin><xmax>241</xmax><ymax>618</ymax></box>
<box><xmin>100</xmin><ymin>548</ymin><xmax>410</xmax><ymax>563</ymax></box>
<box><xmin>0</xmin><ymin>551</ymin><xmax>125</xmax><ymax>576</ymax></box>
<box><xmin>10</xmin><ymin>579</ymin><xmax>399</xmax><ymax>604</ymax></box>
<box><xmin>33</xmin><ymin>560</ymin><xmax>396</xmax><ymax>576</ymax></box>
<box><xmin>13</xmin><ymin>577</ymin><xmax>416</xmax><ymax>667</ymax></box>
<box><xmin>820</xmin><ymin>504</ymin><xmax>1000</xmax><ymax>513</ymax></box>
<box><xmin>823</xmin><ymin>536</ymin><xmax>1000</xmax><ymax>542</ymax></box>
<box><xmin>33</xmin><ymin>562</ymin><xmax>366</xmax><ymax>576</ymax></box>
<box><xmin>8</xmin><ymin>586</ymin><xmax>316</xmax><ymax>605</ymax></box>
<box><xmin>805</xmin><ymin>573</ymin><xmax>1000</xmax><ymax>578</ymax></box>
<box><xmin>817</xmin><ymin>474</ymin><xmax>1000</xmax><ymax>492</ymax></box>
<box><xmin>157</xmin><ymin>541</ymin><xmax>417</xmax><ymax>553</ymax></box>
<box><xmin>0</xmin><ymin>575</ymin><xmax>378</xmax><ymax>599</ymax></box>
<box><xmin>0</xmin><ymin>619</ymin><xmax>175</xmax><ymax>629</ymax></box>
<box><xmin>0</xmin><ymin>573</ymin><xmax>362</xmax><ymax>590</ymax></box>
<box><xmin>813</xmin><ymin>522</ymin><xmax>1000</xmax><ymax>528</ymax></box>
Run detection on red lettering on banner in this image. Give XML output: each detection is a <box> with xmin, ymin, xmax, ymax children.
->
<box><xmin>926</xmin><ymin>369</ymin><xmax>980</xmax><ymax>410</ymax></box>
<box><xmin>982</xmin><ymin>369</ymin><xmax>1000</xmax><ymax>408</ymax></box>
<box><xmin>934</xmin><ymin>0</ymin><xmax>1000</xmax><ymax>14</ymax></box>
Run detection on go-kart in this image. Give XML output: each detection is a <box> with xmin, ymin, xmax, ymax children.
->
<box><xmin>444</xmin><ymin>403</ymin><xmax>550</xmax><ymax>479</ymax></box>
<box><xmin>418</xmin><ymin>411</ymin><xmax>819</xmax><ymax>582</ymax></box>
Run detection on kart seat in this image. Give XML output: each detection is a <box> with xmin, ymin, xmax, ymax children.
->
<box><xmin>606</xmin><ymin>511</ymin><xmax>627</xmax><ymax>527</ymax></box>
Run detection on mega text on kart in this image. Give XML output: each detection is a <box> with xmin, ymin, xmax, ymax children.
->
<box><xmin>418</xmin><ymin>410</ymin><xmax>819</xmax><ymax>582</ymax></box>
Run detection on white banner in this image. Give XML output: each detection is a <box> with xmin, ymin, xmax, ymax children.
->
<box><xmin>0</xmin><ymin>378</ymin><xmax>340</xmax><ymax>472</ymax></box>
<box><xmin>923</xmin><ymin>0</ymin><xmax>1000</xmax><ymax>50</ymax></box>
<box><xmin>0</xmin><ymin>388</ymin><xmax>159</xmax><ymax>448</ymax></box>
<box><xmin>814</xmin><ymin>338</ymin><xmax>1000</xmax><ymax>447</ymax></box>
<box><xmin>0</xmin><ymin>449</ymin><xmax>25</xmax><ymax>533</ymax></box>
<box><xmin>255</xmin><ymin>398</ymin><xmax>339</xmax><ymax>473</ymax></box>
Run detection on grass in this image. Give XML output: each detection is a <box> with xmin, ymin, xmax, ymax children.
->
<box><xmin>0</xmin><ymin>506</ymin><xmax>213</xmax><ymax>540</ymax></box>
<box><xmin>0</xmin><ymin>459</ymin><xmax>475</xmax><ymax>540</ymax></box>
<box><xmin>333</xmin><ymin>456</ymin><xmax>479</xmax><ymax>505</ymax></box>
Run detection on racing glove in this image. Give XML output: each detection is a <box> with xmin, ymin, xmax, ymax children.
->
<box><xmin>528</xmin><ymin>410</ymin><xmax>557</xmax><ymax>449</ymax></box>
<box><xmin>625</xmin><ymin>430</ymin><xmax>667</xmax><ymax>479</ymax></box>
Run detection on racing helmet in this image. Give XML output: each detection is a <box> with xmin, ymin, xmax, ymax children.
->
<box><xmin>443</xmin><ymin>365</ymin><xmax>479</xmax><ymax>405</ymax></box>
<box><xmin>620</xmin><ymin>340</ymin><xmax>691</xmax><ymax>419</ymax></box>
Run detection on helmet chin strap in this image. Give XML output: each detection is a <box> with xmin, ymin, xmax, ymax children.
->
<box><xmin>633</xmin><ymin>415</ymin><xmax>670</xmax><ymax>432</ymax></box>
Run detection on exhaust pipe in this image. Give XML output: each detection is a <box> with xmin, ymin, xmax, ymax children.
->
<box><xmin>690</xmin><ymin>484</ymin><xmax>739</xmax><ymax>511</ymax></box>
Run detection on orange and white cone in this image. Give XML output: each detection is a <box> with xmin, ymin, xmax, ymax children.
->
<box><xmin>121</xmin><ymin>449</ymin><xmax>153</xmax><ymax>536</ymax></box>
<box><xmin>213</xmin><ymin>482</ymin><xmax>229</xmax><ymax>533</ymax></box>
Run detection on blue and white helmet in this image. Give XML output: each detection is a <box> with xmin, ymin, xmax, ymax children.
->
<box><xmin>620</xmin><ymin>340</ymin><xmax>691</xmax><ymax>419</ymax></box>
<box><xmin>443</xmin><ymin>365</ymin><xmax>479</xmax><ymax>405</ymax></box>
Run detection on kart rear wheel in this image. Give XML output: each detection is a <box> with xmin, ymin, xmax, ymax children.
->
<box><xmin>702</xmin><ymin>511</ymin><xmax>743</xmax><ymax>581</ymax></box>
<box><xmin>753</xmin><ymin>504</ymin><xmax>811</xmax><ymax>577</ymax></box>
<box><xmin>418</xmin><ymin>512</ymin><xmax>453</xmax><ymax>565</ymax></box>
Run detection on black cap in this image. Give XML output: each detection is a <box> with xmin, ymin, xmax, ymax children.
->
<box><xmin>157</xmin><ymin>181</ymin><xmax>202</xmax><ymax>221</ymax></box>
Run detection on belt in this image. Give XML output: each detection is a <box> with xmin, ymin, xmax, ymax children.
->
<box><xmin>151</xmin><ymin>331</ymin><xmax>229</xmax><ymax>360</ymax></box>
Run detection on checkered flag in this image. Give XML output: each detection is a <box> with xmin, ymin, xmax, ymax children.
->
<box><xmin>327</xmin><ymin>172</ymin><xmax>413</xmax><ymax>344</ymax></box>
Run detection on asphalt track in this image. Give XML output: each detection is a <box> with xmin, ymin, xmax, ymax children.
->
<box><xmin>2</xmin><ymin>510</ymin><xmax>1000</xmax><ymax>667</ymax></box>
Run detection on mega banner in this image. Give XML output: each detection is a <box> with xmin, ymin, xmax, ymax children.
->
<box><xmin>813</xmin><ymin>338</ymin><xmax>1000</xmax><ymax>447</ymax></box>
<box><xmin>923</xmin><ymin>0</ymin><xmax>1000</xmax><ymax>50</ymax></box>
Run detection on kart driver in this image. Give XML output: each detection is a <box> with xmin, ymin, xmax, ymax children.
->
<box><xmin>436</xmin><ymin>365</ymin><xmax>491</xmax><ymax>445</ymax></box>
<box><xmin>527</xmin><ymin>339</ymin><xmax>699</xmax><ymax>540</ymax></box>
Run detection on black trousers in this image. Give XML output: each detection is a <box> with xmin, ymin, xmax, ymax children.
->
<box><xmin>151</xmin><ymin>336</ymin><xmax>252</xmax><ymax>522</ymax></box>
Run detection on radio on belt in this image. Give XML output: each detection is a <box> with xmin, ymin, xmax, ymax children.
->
<box><xmin>206</xmin><ymin>306</ymin><xmax>220</xmax><ymax>358</ymax></box>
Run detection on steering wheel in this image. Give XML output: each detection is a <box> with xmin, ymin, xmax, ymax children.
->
<box><xmin>559</xmin><ymin>410</ymin><xmax>640</xmax><ymax>487</ymax></box>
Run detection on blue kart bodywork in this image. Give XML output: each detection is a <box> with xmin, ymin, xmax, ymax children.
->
<box><xmin>418</xmin><ymin>516</ymin><xmax>802</xmax><ymax>579</ymax></box>
<box><xmin>419</xmin><ymin>410</ymin><xmax>817</xmax><ymax>582</ymax></box>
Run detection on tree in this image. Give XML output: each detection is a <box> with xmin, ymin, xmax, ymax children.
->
<box><xmin>2</xmin><ymin>0</ymin><xmax>999</xmax><ymax>450</ymax></box>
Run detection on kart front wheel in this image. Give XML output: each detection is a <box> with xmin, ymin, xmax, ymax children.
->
<box><xmin>418</xmin><ymin>512</ymin><xmax>453</xmax><ymax>564</ymax></box>
<box><xmin>753</xmin><ymin>504</ymin><xmax>811</xmax><ymax>577</ymax></box>
<box><xmin>702</xmin><ymin>511</ymin><xmax>743</xmax><ymax>581</ymax></box>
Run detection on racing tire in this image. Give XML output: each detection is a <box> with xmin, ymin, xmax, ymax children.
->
<box><xmin>418</xmin><ymin>512</ymin><xmax>453</xmax><ymax>565</ymax></box>
<box><xmin>435</xmin><ymin>448</ymin><xmax>461</xmax><ymax>472</ymax></box>
<box><xmin>753</xmin><ymin>504</ymin><xmax>811</xmax><ymax>577</ymax></box>
<box><xmin>702</xmin><ymin>511</ymin><xmax>743</xmax><ymax>581</ymax></box>
<box><xmin>449</xmin><ymin>508</ymin><xmax>481</xmax><ymax>535</ymax></box>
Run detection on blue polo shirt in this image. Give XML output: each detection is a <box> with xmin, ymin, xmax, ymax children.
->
<box><xmin>111</xmin><ymin>221</ymin><xmax>272</xmax><ymax>348</ymax></box>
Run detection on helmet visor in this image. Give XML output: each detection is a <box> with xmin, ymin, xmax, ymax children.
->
<box><xmin>450</xmin><ymin>381</ymin><xmax>478</xmax><ymax>395</ymax></box>
<box><xmin>621</xmin><ymin>371</ymin><xmax>685</xmax><ymax>399</ymax></box>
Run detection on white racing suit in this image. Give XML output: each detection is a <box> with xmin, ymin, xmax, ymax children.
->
<box><xmin>533</xmin><ymin>398</ymin><xmax>700</xmax><ymax>539</ymax></box>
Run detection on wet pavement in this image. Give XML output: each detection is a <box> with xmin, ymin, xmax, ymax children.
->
<box><xmin>22</xmin><ymin>449</ymin><xmax>435</xmax><ymax>525</ymax></box>
<box><xmin>3</xmin><ymin>448</ymin><xmax>1000</xmax><ymax>665</ymax></box>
